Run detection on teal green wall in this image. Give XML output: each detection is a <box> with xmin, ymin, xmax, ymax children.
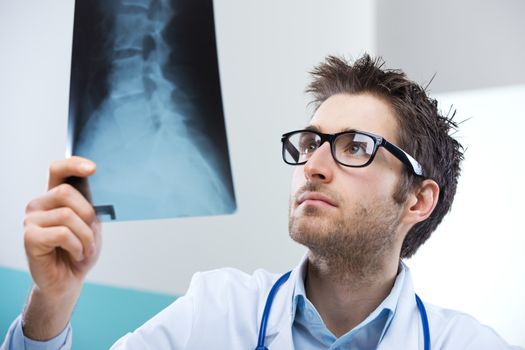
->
<box><xmin>0</xmin><ymin>266</ymin><xmax>176</xmax><ymax>349</ymax></box>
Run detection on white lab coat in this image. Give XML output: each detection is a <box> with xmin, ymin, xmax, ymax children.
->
<box><xmin>111</xmin><ymin>260</ymin><xmax>522</xmax><ymax>350</ymax></box>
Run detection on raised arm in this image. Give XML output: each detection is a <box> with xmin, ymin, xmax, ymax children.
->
<box><xmin>21</xmin><ymin>156</ymin><xmax>101</xmax><ymax>341</ymax></box>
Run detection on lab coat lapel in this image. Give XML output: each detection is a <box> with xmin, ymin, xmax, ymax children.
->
<box><xmin>378</xmin><ymin>266</ymin><xmax>422</xmax><ymax>350</ymax></box>
<box><xmin>260</xmin><ymin>266</ymin><xmax>299</xmax><ymax>349</ymax></box>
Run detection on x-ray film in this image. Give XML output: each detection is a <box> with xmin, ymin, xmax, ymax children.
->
<box><xmin>66</xmin><ymin>0</ymin><xmax>236</xmax><ymax>222</ymax></box>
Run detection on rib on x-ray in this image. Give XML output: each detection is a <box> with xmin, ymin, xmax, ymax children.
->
<box><xmin>67</xmin><ymin>0</ymin><xmax>236</xmax><ymax>221</ymax></box>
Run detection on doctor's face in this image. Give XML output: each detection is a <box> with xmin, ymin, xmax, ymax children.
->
<box><xmin>288</xmin><ymin>93</ymin><xmax>407</xmax><ymax>270</ymax></box>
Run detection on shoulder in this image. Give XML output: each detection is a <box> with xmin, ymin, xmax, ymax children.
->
<box><xmin>180</xmin><ymin>267</ymin><xmax>283</xmax><ymax>337</ymax></box>
<box><xmin>112</xmin><ymin>267</ymin><xmax>283</xmax><ymax>348</ymax></box>
<box><xmin>185</xmin><ymin>267</ymin><xmax>282</xmax><ymax>310</ymax></box>
<box><xmin>426</xmin><ymin>304</ymin><xmax>520</xmax><ymax>349</ymax></box>
<box><xmin>188</xmin><ymin>267</ymin><xmax>280</xmax><ymax>294</ymax></box>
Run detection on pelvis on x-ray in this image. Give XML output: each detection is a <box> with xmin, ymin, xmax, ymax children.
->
<box><xmin>67</xmin><ymin>0</ymin><xmax>236</xmax><ymax>221</ymax></box>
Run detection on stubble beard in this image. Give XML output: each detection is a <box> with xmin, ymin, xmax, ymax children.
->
<box><xmin>288</xmin><ymin>183</ymin><xmax>402</xmax><ymax>281</ymax></box>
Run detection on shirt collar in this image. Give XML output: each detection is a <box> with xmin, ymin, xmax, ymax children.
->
<box><xmin>290</xmin><ymin>253</ymin><xmax>309</xmax><ymax>319</ymax></box>
<box><xmin>290</xmin><ymin>253</ymin><xmax>407</xmax><ymax>336</ymax></box>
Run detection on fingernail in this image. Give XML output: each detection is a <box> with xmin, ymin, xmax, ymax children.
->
<box><xmin>80</xmin><ymin>162</ymin><xmax>94</xmax><ymax>172</ymax></box>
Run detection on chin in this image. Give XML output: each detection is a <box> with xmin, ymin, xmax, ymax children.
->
<box><xmin>289</xmin><ymin>211</ymin><xmax>332</xmax><ymax>240</ymax></box>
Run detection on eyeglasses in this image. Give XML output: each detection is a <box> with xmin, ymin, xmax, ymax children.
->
<box><xmin>281</xmin><ymin>129</ymin><xmax>425</xmax><ymax>177</ymax></box>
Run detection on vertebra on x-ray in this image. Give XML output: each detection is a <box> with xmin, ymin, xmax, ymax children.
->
<box><xmin>67</xmin><ymin>0</ymin><xmax>236</xmax><ymax>222</ymax></box>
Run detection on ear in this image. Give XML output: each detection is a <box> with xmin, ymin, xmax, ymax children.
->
<box><xmin>401</xmin><ymin>179</ymin><xmax>440</xmax><ymax>225</ymax></box>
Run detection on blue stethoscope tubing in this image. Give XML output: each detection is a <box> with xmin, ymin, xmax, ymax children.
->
<box><xmin>255</xmin><ymin>271</ymin><xmax>431</xmax><ymax>350</ymax></box>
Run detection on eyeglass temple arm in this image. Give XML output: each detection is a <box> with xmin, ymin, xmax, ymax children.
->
<box><xmin>283</xmin><ymin>138</ymin><xmax>300</xmax><ymax>162</ymax></box>
<box><xmin>382</xmin><ymin>140</ymin><xmax>425</xmax><ymax>177</ymax></box>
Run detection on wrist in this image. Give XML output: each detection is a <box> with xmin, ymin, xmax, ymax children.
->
<box><xmin>31</xmin><ymin>282</ymin><xmax>82</xmax><ymax>305</ymax></box>
<box><xmin>21</xmin><ymin>285</ymin><xmax>81</xmax><ymax>341</ymax></box>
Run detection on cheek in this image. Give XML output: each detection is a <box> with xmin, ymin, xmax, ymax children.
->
<box><xmin>373</xmin><ymin>153</ymin><xmax>405</xmax><ymax>189</ymax></box>
<box><xmin>363</xmin><ymin>173</ymin><xmax>400</xmax><ymax>200</ymax></box>
<box><xmin>339</xmin><ymin>167</ymin><xmax>399</xmax><ymax>202</ymax></box>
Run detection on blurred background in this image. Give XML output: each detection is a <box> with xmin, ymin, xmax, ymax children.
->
<box><xmin>1</xmin><ymin>0</ymin><xmax>524</xmax><ymax>348</ymax></box>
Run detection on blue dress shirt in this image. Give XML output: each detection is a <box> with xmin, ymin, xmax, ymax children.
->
<box><xmin>1</xmin><ymin>315</ymin><xmax>70</xmax><ymax>350</ymax></box>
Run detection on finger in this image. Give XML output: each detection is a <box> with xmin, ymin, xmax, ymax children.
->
<box><xmin>48</xmin><ymin>157</ymin><xmax>96</xmax><ymax>190</ymax></box>
<box><xmin>25</xmin><ymin>184</ymin><xmax>97</xmax><ymax>227</ymax></box>
<box><xmin>25</xmin><ymin>225</ymin><xmax>85</xmax><ymax>262</ymax></box>
<box><xmin>90</xmin><ymin>218</ymin><xmax>103</xmax><ymax>258</ymax></box>
<box><xmin>24</xmin><ymin>208</ymin><xmax>96</xmax><ymax>258</ymax></box>
<box><xmin>91</xmin><ymin>218</ymin><xmax>102</xmax><ymax>244</ymax></box>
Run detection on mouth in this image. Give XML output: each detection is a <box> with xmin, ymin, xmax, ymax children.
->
<box><xmin>297</xmin><ymin>191</ymin><xmax>338</xmax><ymax>208</ymax></box>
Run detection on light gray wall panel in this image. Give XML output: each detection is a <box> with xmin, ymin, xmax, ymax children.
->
<box><xmin>377</xmin><ymin>0</ymin><xmax>525</xmax><ymax>92</ymax></box>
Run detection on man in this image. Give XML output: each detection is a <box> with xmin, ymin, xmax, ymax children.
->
<box><xmin>2</xmin><ymin>54</ymin><xmax>521</xmax><ymax>349</ymax></box>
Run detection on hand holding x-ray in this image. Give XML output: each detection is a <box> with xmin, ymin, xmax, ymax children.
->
<box><xmin>22</xmin><ymin>157</ymin><xmax>102</xmax><ymax>341</ymax></box>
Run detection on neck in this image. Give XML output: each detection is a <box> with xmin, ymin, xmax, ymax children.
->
<box><xmin>304</xmin><ymin>250</ymin><xmax>400</xmax><ymax>337</ymax></box>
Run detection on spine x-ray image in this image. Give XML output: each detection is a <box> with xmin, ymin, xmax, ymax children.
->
<box><xmin>67</xmin><ymin>0</ymin><xmax>236</xmax><ymax>221</ymax></box>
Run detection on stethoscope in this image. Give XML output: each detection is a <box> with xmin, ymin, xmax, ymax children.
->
<box><xmin>255</xmin><ymin>271</ymin><xmax>431</xmax><ymax>350</ymax></box>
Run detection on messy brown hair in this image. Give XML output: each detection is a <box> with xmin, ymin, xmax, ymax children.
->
<box><xmin>307</xmin><ymin>54</ymin><xmax>464</xmax><ymax>258</ymax></box>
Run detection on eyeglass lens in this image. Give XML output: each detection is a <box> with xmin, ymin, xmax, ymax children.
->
<box><xmin>283</xmin><ymin>131</ymin><xmax>376</xmax><ymax>166</ymax></box>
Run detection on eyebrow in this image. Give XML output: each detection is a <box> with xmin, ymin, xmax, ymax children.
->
<box><xmin>304</xmin><ymin>125</ymin><xmax>320</xmax><ymax>132</ymax></box>
<box><xmin>304</xmin><ymin>125</ymin><xmax>360</xmax><ymax>133</ymax></box>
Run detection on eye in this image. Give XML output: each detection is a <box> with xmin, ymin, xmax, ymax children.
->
<box><xmin>345</xmin><ymin>142</ymin><xmax>368</xmax><ymax>156</ymax></box>
<box><xmin>299</xmin><ymin>136</ymin><xmax>319</xmax><ymax>154</ymax></box>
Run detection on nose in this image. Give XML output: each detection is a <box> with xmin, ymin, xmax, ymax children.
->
<box><xmin>303</xmin><ymin>142</ymin><xmax>334</xmax><ymax>183</ymax></box>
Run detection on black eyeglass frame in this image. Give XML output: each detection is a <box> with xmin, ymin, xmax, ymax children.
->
<box><xmin>281</xmin><ymin>129</ymin><xmax>426</xmax><ymax>177</ymax></box>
